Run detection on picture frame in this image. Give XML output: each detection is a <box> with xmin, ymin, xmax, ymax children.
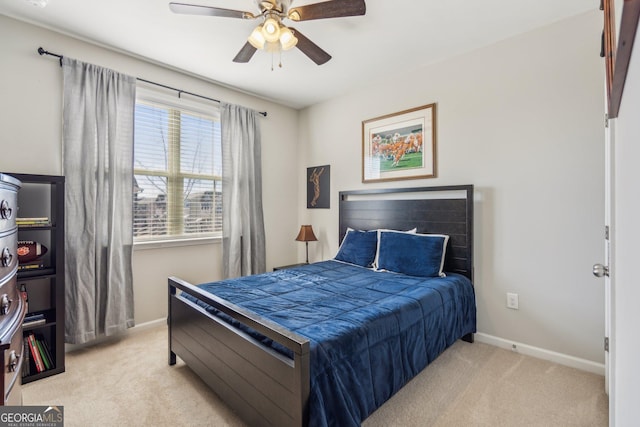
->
<box><xmin>307</xmin><ymin>165</ymin><xmax>330</xmax><ymax>208</ymax></box>
<box><xmin>362</xmin><ymin>103</ymin><xmax>437</xmax><ymax>183</ymax></box>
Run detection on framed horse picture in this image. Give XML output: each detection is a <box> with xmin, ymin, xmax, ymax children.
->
<box><xmin>362</xmin><ymin>103</ymin><xmax>437</xmax><ymax>183</ymax></box>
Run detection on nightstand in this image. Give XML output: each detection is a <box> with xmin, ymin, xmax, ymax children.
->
<box><xmin>273</xmin><ymin>262</ymin><xmax>308</xmax><ymax>271</ymax></box>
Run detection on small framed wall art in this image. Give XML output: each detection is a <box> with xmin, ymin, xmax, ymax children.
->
<box><xmin>307</xmin><ymin>165</ymin><xmax>330</xmax><ymax>208</ymax></box>
<box><xmin>362</xmin><ymin>103</ymin><xmax>437</xmax><ymax>183</ymax></box>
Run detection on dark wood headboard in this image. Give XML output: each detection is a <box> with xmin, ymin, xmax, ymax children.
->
<box><xmin>338</xmin><ymin>185</ymin><xmax>474</xmax><ymax>281</ymax></box>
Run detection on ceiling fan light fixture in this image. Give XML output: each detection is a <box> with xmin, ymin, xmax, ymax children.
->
<box><xmin>264</xmin><ymin>41</ymin><xmax>281</xmax><ymax>53</ymax></box>
<box><xmin>248</xmin><ymin>25</ymin><xmax>266</xmax><ymax>49</ymax></box>
<box><xmin>279</xmin><ymin>27</ymin><xmax>298</xmax><ymax>50</ymax></box>
<box><xmin>262</xmin><ymin>17</ymin><xmax>281</xmax><ymax>43</ymax></box>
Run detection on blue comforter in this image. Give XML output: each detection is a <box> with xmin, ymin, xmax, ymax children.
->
<box><xmin>191</xmin><ymin>260</ymin><xmax>476</xmax><ymax>426</ymax></box>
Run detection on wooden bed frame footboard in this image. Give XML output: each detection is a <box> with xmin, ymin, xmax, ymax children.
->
<box><xmin>168</xmin><ymin>276</ymin><xmax>310</xmax><ymax>427</ymax></box>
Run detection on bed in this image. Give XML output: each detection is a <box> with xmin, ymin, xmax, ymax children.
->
<box><xmin>168</xmin><ymin>185</ymin><xmax>475</xmax><ymax>427</ymax></box>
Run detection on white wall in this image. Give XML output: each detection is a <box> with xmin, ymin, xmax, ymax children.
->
<box><xmin>612</xmin><ymin>13</ymin><xmax>640</xmax><ymax>424</ymax></box>
<box><xmin>298</xmin><ymin>11</ymin><xmax>605</xmax><ymax>364</ymax></box>
<box><xmin>0</xmin><ymin>15</ymin><xmax>300</xmax><ymax>324</ymax></box>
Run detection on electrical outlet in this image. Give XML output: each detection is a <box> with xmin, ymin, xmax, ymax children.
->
<box><xmin>506</xmin><ymin>293</ymin><xmax>519</xmax><ymax>310</ymax></box>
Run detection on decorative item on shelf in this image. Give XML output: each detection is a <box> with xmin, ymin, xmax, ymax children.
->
<box><xmin>295</xmin><ymin>225</ymin><xmax>317</xmax><ymax>264</ymax></box>
<box><xmin>17</xmin><ymin>241</ymin><xmax>48</xmax><ymax>264</ymax></box>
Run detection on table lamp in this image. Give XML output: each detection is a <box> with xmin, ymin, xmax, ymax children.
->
<box><xmin>295</xmin><ymin>225</ymin><xmax>318</xmax><ymax>264</ymax></box>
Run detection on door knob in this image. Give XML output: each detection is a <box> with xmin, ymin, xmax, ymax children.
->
<box><xmin>593</xmin><ymin>263</ymin><xmax>610</xmax><ymax>278</ymax></box>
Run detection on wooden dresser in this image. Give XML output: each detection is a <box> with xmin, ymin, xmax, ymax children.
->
<box><xmin>0</xmin><ymin>173</ymin><xmax>26</xmax><ymax>406</ymax></box>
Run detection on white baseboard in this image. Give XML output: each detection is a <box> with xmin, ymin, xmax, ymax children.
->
<box><xmin>475</xmin><ymin>332</ymin><xmax>605</xmax><ymax>376</ymax></box>
<box><xmin>64</xmin><ymin>318</ymin><xmax>166</xmax><ymax>352</ymax></box>
<box><xmin>127</xmin><ymin>318</ymin><xmax>166</xmax><ymax>333</ymax></box>
<box><xmin>64</xmin><ymin>321</ymin><xmax>604</xmax><ymax>376</ymax></box>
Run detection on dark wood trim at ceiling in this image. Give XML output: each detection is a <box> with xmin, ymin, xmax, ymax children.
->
<box><xmin>609</xmin><ymin>0</ymin><xmax>640</xmax><ymax>118</ymax></box>
<box><xmin>603</xmin><ymin>0</ymin><xmax>616</xmax><ymax>106</ymax></box>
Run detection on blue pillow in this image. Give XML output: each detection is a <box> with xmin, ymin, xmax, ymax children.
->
<box><xmin>376</xmin><ymin>231</ymin><xmax>449</xmax><ymax>277</ymax></box>
<box><xmin>334</xmin><ymin>229</ymin><xmax>378</xmax><ymax>268</ymax></box>
<box><xmin>373</xmin><ymin>228</ymin><xmax>417</xmax><ymax>269</ymax></box>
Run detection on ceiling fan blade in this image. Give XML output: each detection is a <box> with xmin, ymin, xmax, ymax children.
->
<box><xmin>288</xmin><ymin>0</ymin><xmax>366</xmax><ymax>21</ymax></box>
<box><xmin>290</xmin><ymin>27</ymin><xmax>331</xmax><ymax>65</ymax></box>
<box><xmin>169</xmin><ymin>2</ymin><xmax>254</xmax><ymax>19</ymax></box>
<box><xmin>233</xmin><ymin>42</ymin><xmax>258</xmax><ymax>63</ymax></box>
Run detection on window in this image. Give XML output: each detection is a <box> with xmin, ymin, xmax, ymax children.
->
<box><xmin>133</xmin><ymin>89</ymin><xmax>222</xmax><ymax>242</ymax></box>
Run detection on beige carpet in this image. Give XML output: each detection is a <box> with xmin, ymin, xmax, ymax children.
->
<box><xmin>23</xmin><ymin>325</ymin><xmax>608</xmax><ymax>426</ymax></box>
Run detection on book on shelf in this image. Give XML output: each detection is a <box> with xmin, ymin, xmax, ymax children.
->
<box><xmin>24</xmin><ymin>313</ymin><xmax>46</xmax><ymax>322</ymax></box>
<box><xmin>16</xmin><ymin>216</ymin><xmax>51</xmax><ymax>225</ymax></box>
<box><xmin>36</xmin><ymin>334</ymin><xmax>54</xmax><ymax>370</ymax></box>
<box><xmin>26</xmin><ymin>333</ymin><xmax>45</xmax><ymax>373</ymax></box>
<box><xmin>24</xmin><ymin>319</ymin><xmax>46</xmax><ymax>328</ymax></box>
<box><xmin>17</xmin><ymin>217</ymin><xmax>49</xmax><ymax>222</ymax></box>
<box><xmin>16</xmin><ymin>217</ymin><xmax>50</xmax><ymax>226</ymax></box>
<box><xmin>35</xmin><ymin>337</ymin><xmax>51</xmax><ymax>370</ymax></box>
<box><xmin>23</xmin><ymin>313</ymin><xmax>47</xmax><ymax>328</ymax></box>
<box><xmin>24</xmin><ymin>333</ymin><xmax>55</xmax><ymax>374</ymax></box>
<box><xmin>18</xmin><ymin>262</ymin><xmax>45</xmax><ymax>271</ymax></box>
<box><xmin>22</xmin><ymin>340</ymin><xmax>31</xmax><ymax>377</ymax></box>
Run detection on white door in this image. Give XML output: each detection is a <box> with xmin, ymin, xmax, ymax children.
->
<box><xmin>609</xmin><ymin>46</ymin><xmax>640</xmax><ymax>424</ymax></box>
<box><xmin>598</xmin><ymin>116</ymin><xmax>614</xmax><ymax>399</ymax></box>
<box><xmin>608</xmin><ymin>1</ymin><xmax>640</xmax><ymax>422</ymax></box>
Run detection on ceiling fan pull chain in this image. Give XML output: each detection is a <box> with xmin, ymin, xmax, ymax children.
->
<box><xmin>279</xmin><ymin>49</ymin><xmax>283</xmax><ymax>68</ymax></box>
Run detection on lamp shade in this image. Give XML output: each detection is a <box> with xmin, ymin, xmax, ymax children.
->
<box><xmin>295</xmin><ymin>225</ymin><xmax>318</xmax><ymax>242</ymax></box>
<box><xmin>279</xmin><ymin>27</ymin><xmax>298</xmax><ymax>50</ymax></box>
<box><xmin>248</xmin><ymin>25</ymin><xmax>266</xmax><ymax>49</ymax></box>
<box><xmin>262</xmin><ymin>17</ymin><xmax>281</xmax><ymax>43</ymax></box>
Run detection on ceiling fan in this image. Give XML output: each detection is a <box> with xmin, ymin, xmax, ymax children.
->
<box><xmin>169</xmin><ymin>0</ymin><xmax>366</xmax><ymax>65</ymax></box>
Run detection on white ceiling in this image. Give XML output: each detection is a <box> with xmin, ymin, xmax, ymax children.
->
<box><xmin>1</xmin><ymin>0</ymin><xmax>596</xmax><ymax>109</ymax></box>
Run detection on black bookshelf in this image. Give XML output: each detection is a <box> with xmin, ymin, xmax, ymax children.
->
<box><xmin>10</xmin><ymin>173</ymin><xmax>65</xmax><ymax>383</ymax></box>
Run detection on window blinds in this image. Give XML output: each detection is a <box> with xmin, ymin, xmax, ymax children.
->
<box><xmin>133</xmin><ymin>94</ymin><xmax>222</xmax><ymax>241</ymax></box>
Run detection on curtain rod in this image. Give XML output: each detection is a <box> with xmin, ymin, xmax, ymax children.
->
<box><xmin>37</xmin><ymin>47</ymin><xmax>267</xmax><ymax>117</ymax></box>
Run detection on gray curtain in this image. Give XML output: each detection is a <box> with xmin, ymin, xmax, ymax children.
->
<box><xmin>62</xmin><ymin>57</ymin><xmax>136</xmax><ymax>344</ymax></box>
<box><xmin>221</xmin><ymin>102</ymin><xmax>266</xmax><ymax>278</ymax></box>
